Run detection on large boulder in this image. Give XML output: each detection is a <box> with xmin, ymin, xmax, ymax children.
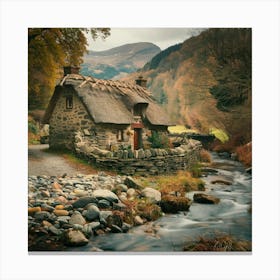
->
<box><xmin>141</xmin><ymin>187</ymin><xmax>161</xmax><ymax>203</ymax></box>
<box><xmin>193</xmin><ymin>193</ymin><xmax>220</xmax><ymax>204</ymax></box>
<box><xmin>160</xmin><ymin>195</ymin><xmax>192</xmax><ymax>213</ymax></box>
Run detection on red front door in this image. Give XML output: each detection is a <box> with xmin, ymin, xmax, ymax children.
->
<box><xmin>134</xmin><ymin>128</ymin><xmax>142</xmax><ymax>150</ymax></box>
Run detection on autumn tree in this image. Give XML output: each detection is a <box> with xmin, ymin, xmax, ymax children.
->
<box><xmin>205</xmin><ymin>28</ymin><xmax>252</xmax><ymax>111</ymax></box>
<box><xmin>28</xmin><ymin>28</ymin><xmax>110</xmax><ymax>110</ymax></box>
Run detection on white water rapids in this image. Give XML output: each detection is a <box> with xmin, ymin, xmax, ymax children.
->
<box><xmin>68</xmin><ymin>152</ymin><xmax>252</xmax><ymax>252</ymax></box>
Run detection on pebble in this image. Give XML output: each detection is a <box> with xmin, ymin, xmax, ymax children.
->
<box><xmin>28</xmin><ymin>207</ymin><xmax>41</xmax><ymax>215</ymax></box>
<box><xmin>49</xmin><ymin>225</ymin><xmax>62</xmax><ymax>235</ymax></box>
<box><xmin>53</xmin><ymin>209</ymin><xmax>69</xmax><ymax>216</ymax></box>
<box><xmin>57</xmin><ymin>216</ymin><xmax>70</xmax><ymax>225</ymax></box>
<box><xmin>34</xmin><ymin>211</ymin><xmax>51</xmax><ymax>221</ymax></box>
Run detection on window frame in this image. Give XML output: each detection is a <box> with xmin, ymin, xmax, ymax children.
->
<box><xmin>65</xmin><ymin>95</ymin><xmax>73</xmax><ymax>109</ymax></box>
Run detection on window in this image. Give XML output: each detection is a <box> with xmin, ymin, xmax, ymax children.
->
<box><xmin>117</xmin><ymin>130</ymin><xmax>124</xmax><ymax>141</ymax></box>
<box><xmin>66</xmin><ymin>95</ymin><xmax>73</xmax><ymax>109</ymax></box>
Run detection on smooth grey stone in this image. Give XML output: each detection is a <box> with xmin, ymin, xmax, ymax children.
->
<box><xmin>72</xmin><ymin>196</ymin><xmax>98</xmax><ymax>208</ymax></box>
<box><xmin>49</xmin><ymin>225</ymin><xmax>62</xmax><ymax>235</ymax></box>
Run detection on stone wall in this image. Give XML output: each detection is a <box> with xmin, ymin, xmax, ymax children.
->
<box><xmin>74</xmin><ymin>131</ymin><xmax>202</xmax><ymax>176</ymax></box>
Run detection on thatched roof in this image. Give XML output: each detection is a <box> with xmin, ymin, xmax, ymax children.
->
<box><xmin>43</xmin><ymin>74</ymin><xmax>172</xmax><ymax>126</ymax></box>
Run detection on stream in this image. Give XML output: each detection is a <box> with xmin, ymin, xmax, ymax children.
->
<box><xmin>68</xmin><ymin>152</ymin><xmax>252</xmax><ymax>252</ymax></box>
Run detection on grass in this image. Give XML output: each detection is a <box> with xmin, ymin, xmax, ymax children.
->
<box><xmin>183</xmin><ymin>234</ymin><xmax>252</xmax><ymax>251</ymax></box>
<box><xmin>137</xmin><ymin>170</ymin><xmax>205</xmax><ymax>196</ymax></box>
<box><xmin>209</xmin><ymin>128</ymin><xmax>229</xmax><ymax>143</ymax></box>
<box><xmin>168</xmin><ymin>125</ymin><xmax>198</xmax><ymax>134</ymax></box>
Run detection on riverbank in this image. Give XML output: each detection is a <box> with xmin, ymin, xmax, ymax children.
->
<box><xmin>28</xmin><ymin>171</ymin><xmax>203</xmax><ymax>251</ymax></box>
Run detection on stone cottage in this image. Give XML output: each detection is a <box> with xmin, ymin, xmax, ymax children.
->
<box><xmin>43</xmin><ymin>66</ymin><xmax>172</xmax><ymax>151</ymax></box>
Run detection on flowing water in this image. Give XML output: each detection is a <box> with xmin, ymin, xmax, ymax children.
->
<box><xmin>69</xmin><ymin>152</ymin><xmax>252</xmax><ymax>252</ymax></box>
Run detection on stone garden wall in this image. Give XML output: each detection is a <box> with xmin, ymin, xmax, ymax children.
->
<box><xmin>74</xmin><ymin>131</ymin><xmax>202</xmax><ymax>176</ymax></box>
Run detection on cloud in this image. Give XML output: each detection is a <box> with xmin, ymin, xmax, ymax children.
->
<box><xmin>87</xmin><ymin>28</ymin><xmax>206</xmax><ymax>51</ymax></box>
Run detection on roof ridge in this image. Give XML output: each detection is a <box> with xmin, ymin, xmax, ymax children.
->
<box><xmin>65</xmin><ymin>73</ymin><xmax>150</xmax><ymax>94</ymax></box>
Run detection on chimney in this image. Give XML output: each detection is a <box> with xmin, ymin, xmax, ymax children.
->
<box><xmin>135</xmin><ymin>76</ymin><xmax>147</xmax><ymax>88</ymax></box>
<box><xmin>63</xmin><ymin>66</ymin><xmax>80</xmax><ymax>76</ymax></box>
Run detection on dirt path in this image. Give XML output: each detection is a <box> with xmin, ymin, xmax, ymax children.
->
<box><xmin>28</xmin><ymin>144</ymin><xmax>98</xmax><ymax>176</ymax></box>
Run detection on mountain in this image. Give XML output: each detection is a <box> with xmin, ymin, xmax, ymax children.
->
<box><xmin>123</xmin><ymin>29</ymin><xmax>252</xmax><ymax>148</ymax></box>
<box><xmin>80</xmin><ymin>42</ymin><xmax>161</xmax><ymax>79</ymax></box>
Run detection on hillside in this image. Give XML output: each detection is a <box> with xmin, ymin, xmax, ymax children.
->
<box><xmin>123</xmin><ymin>28</ymin><xmax>252</xmax><ymax>148</ymax></box>
<box><xmin>80</xmin><ymin>42</ymin><xmax>161</xmax><ymax>79</ymax></box>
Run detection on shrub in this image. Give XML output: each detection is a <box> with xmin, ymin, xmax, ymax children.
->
<box><xmin>190</xmin><ymin>163</ymin><xmax>202</xmax><ymax>178</ymax></box>
<box><xmin>183</xmin><ymin>234</ymin><xmax>252</xmax><ymax>251</ymax></box>
<box><xmin>138</xmin><ymin>171</ymin><xmax>205</xmax><ymax>195</ymax></box>
<box><xmin>236</xmin><ymin>142</ymin><xmax>252</xmax><ymax>167</ymax></box>
<box><xmin>147</xmin><ymin>131</ymin><xmax>169</xmax><ymax>148</ymax></box>
<box><xmin>199</xmin><ymin>149</ymin><xmax>211</xmax><ymax>163</ymax></box>
<box><xmin>209</xmin><ymin>128</ymin><xmax>229</xmax><ymax>143</ymax></box>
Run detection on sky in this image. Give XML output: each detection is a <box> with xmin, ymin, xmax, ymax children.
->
<box><xmin>86</xmin><ymin>28</ymin><xmax>206</xmax><ymax>51</ymax></box>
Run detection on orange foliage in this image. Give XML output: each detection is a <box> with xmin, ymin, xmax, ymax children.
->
<box><xmin>199</xmin><ymin>149</ymin><xmax>211</xmax><ymax>163</ymax></box>
<box><xmin>236</xmin><ymin>142</ymin><xmax>252</xmax><ymax>167</ymax></box>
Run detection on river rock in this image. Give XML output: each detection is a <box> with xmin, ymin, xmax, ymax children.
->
<box><xmin>88</xmin><ymin>221</ymin><xmax>101</xmax><ymax>231</ymax></box>
<box><xmin>28</xmin><ymin>207</ymin><xmax>41</xmax><ymax>215</ymax></box>
<box><xmin>55</xmin><ymin>205</ymin><xmax>64</xmax><ymax>210</ymax></box>
<box><xmin>49</xmin><ymin>225</ymin><xmax>62</xmax><ymax>236</ymax></box>
<box><xmin>55</xmin><ymin>196</ymin><xmax>68</xmax><ymax>204</ymax></box>
<box><xmin>122</xmin><ymin>223</ymin><xmax>131</xmax><ymax>233</ymax></box>
<box><xmin>93</xmin><ymin>189</ymin><xmax>119</xmax><ymax>203</ymax></box>
<box><xmin>211</xmin><ymin>179</ymin><xmax>232</xmax><ymax>185</ymax></box>
<box><xmin>64</xmin><ymin>229</ymin><xmax>88</xmax><ymax>246</ymax></box>
<box><xmin>41</xmin><ymin>190</ymin><xmax>50</xmax><ymax>198</ymax></box>
<box><xmin>160</xmin><ymin>195</ymin><xmax>192</xmax><ymax>213</ymax></box>
<box><xmin>111</xmin><ymin>225</ymin><xmax>122</xmax><ymax>233</ymax></box>
<box><xmin>52</xmin><ymin>182</ymin><xmax>62</xmax><ymax>190</ymax></box>
<box><xmin>141</xmin><ymin>187</ymin><xmax>161</xmax><ymax>203</ymax></box>
<box><xmin>193</xmin><ymin>193</ymin><xmax>220</xmax><ymax>204</ymax></box>
<box><xmin>84</xmin><ymin>205</ymin><xmax>100</xmax><ymax>221</ymax></box>
<box><xmin>106</xmin><ymin>213</ymin><xmax>123</xmax><ymax>228</ymax></box>
<box><xmin>134</xmin><ymin>215</ymin><xmax>144</xmax><ymax>226</ymax></box>
<box><xmin>97</xmin><ymin>199</ymin><xmax>111</xmax><ymax>209</ymax></box>
<box><xmin>72</xmin><ymin>196</ymin><xmax>98</xmax><ymax>208</ymax></box>
<box><xmin>42</xmin><ymin>220</ymin><xmax>52</xmax><ymax>228</ymax></box>
<box><xmin>82</xmin><ymin>224</ymin><xmax>93</xmax><ymax>238</ymax></box>
<box><xmin>57</xmin><ymin>216</ymin><xmax>70</xmax><ymax>225</ymax></box>
<box><xmin>69</xmin><ymin>211</ymin><xmax>86</xmax><ymax>225</ymax></box>
<box><xmin>124</xmin><ymin>176</ymin><xmax>142</xmax><ymax>189</ymax></box>
<box><xmin>53</xmin><ymin>209</ymin><xmax>69</xmax><ymax>216</ymax></box>
<box><xmin>246</xmin><ymin>167</ymin><xmax>252</xmax><ymax>174</ymax></box>
<box><xmin>72</xmin><ymin>189</ymin><xmax>88</xmax><ymax>197</ymax></box>
<box><xmin>127</xmin><ymin>188</ymin><xmax>136</xmax><ymax>198</ymax></box>
<box><xmin>34</xmin><ymin>211</ymin><xmax>51</xmax><ymax>221</ymax></box>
